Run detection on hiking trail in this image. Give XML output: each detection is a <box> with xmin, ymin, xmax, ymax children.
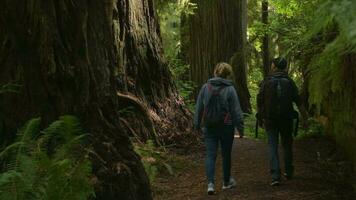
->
<box><xmin>153</xmin><ymin>136</ymin><xmax>355</xmax><ymax>200</ymax></box>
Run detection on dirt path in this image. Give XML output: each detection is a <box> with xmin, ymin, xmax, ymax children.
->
<box><xmin>153</xmin><ymin>136</ymin><xmax>355</xmax><ymax>200</ymax></box>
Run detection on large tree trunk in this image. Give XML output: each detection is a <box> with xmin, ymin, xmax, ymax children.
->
<box><xmin>0</xmin><ymin>0</ymin><xmax>192</xmax><ymax>199</ymax></box>
<box><xmin>182</xmin><ymin>0</ymin><xmax>251</xmax><ymax>113</ymax></box>
<box><xmin>310</xmin><ymin>54</ymin><xmax>356</xmax><ymax>175</ymax></box>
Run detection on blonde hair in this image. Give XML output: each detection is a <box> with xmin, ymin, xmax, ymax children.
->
<box><xmin>214</xmin><ymin>62</ymin><xmax>233</xmax><ymax>79</ymax></box>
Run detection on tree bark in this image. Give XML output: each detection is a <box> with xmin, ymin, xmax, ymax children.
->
<box><xmin>262</xmin><ymin>0</ymin><xmax>270</xmax><ymax>77</ymax></box>
<box><xmin>0</xmin><ymin>0</ymin><xmax>191</xmax><ymax>199</ymax></box>
<box><xmin>312</xmin><ymin>54</ymin><xmax>356</xmax><ymax>173</ymax></box>
<box><xmin>182</xmin><ymin>0</ymin><xmax>251</xmax><ymax>113</ymax></box>
<box><xmin>232</xmin><ymin>0</ymin><xmax>251</xmax><ymax>113</ymax></box>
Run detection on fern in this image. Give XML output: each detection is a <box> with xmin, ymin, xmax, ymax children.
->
<box><xmin>0</xmin><ymin>116</ymin><xmax>94</xmax><ymax>200</ymax></box>
<box><xmin>305</xmin><ymin>0</ymin><xmax>356</xmax><ymax>111</ymax></box>
<box><xmin>134</xmin><ymin>140</ymin><xmax>174</xmax><ymax>182</ymax></box>
<box><xmin>0</xmin><ymin>83</ymin><xmax>22</xmax><ymax>94</ymax></box>
<box><xmin>15</xmin><ymin>118</ymin><xmax>41</xmax><ymax>167</ymax></box>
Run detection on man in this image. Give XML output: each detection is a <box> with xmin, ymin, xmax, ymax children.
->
<box><xmin>257</xmin><ymin>57</ymin><xmax>306</xmax><ymax>186</ymax></box>
<box><xmin>194</xmin><ymin>62</ymin><xmax>244</xmax><ymax>195</ymax></box>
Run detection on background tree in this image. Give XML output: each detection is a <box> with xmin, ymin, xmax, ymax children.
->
<box><xmin>0</xmin><ymin>0</ymin><xmax>193</xmax><ymax>199</ymax></box>
<box><xmin>261</xmin><ymin>0</ymin><xmax>270</xmax><ymax>76</ymax></box>
<box><xmin>181</xmin><ymin>0</ymin><xmax>251</xmax><ymax>113</ymax></box>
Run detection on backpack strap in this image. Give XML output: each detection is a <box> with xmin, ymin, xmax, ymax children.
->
<box><xmin>207</xmin><ymin>83</ymin><xmax>225</xmax><ymax>95</ymax></box>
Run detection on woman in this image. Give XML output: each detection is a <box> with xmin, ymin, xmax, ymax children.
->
<box><xmin>194</xmin><ymin>62</ymin><xmax>244</xmax><ymax>195</ymax></box>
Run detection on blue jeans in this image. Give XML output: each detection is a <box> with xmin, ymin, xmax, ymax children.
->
<box><xmin>203</xmin><ymin>126</ymin><xmax>235</xmax><ymax>184</ymax></box>
<box><xmin>267</xmin><ymin>121</ymin><xmax>294</xmax><ymax>180</ymax></box>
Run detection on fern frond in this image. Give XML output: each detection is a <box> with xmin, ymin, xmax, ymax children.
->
<box><xmin>40</xmin><ymin>115</ymin><xmax>83</xmax><ymax>150</ymax></box>
<box><xmin>16</xmin><ymin>118</ymin><xmax>41</xmax><ymax>143</ymax></box>
<box><xmin>0</xmin><ymin>116</ymin><xmax>94</xmax><ymax>199</ymax></box>
<box><xmin>15</xmin><ymin>118</ymin><xmax>41</xmax><ymax>155</ymax></box>
<box><xmin>0</xmin><ymin>142</ymin><xmax>23</xmax><ymax>158</ymax></box>
<box><xmin>40</xmin><ymin>120</ymin><xmax>65</xmax><ymax>145</ymax></box>
<box><xmin>0</xmin><ymin>170</ymin><xmax>22</xmax><ymax>187</ymax></box>
<box><xmin>58</xmin><ymin>115</ymin><xmax>83</xmax><ymax>140</ymax></box>
<box><xmin>0</xmin><ymin>83</ymin><xmax>22</xmax><ymax>94</ymax></box>
<box><xmin>53</xmin><ymin>134</ymin><xmax>87</xmax><ymax>160</ymax></box>
<box><xmin>14</xmin><ymin>118</ymin><xmax>41</xmax><ymax>171</ymax></box>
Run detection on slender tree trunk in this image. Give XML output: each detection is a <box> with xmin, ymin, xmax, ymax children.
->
<box><xmin>182</xmin><ymin>0</ymin><xmax>251</xmax><ymax>112</ymax></box>
<box><xmin>232</xmin><ymin>0</ymin><xmax>251</xmax><ymax>113</ymax></box>
<box><xmin>262</xmin><ymin>0</ymin><xmax>270</xmax><ymax>77</ymax></box>
<box><xmin>0</xmin><ymin>0</ymin><xmax>191</xmax><ymax>199</ymax></box>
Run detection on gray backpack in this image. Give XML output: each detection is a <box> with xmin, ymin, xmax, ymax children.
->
<box><xmin>202</xmin><ymin>84</ymin><xmax>229</xmax><ymax>128</ymax></box>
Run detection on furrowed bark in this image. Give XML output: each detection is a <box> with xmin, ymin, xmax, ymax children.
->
<box><xmin>0</xmin><ymin>0</ymin><xmax>194</xmax><ymax>199</ymax></box>
<box><xmin>181</xmin><ymin>0</ymin><xmax>251</xmax><ymax>113</ymax></box>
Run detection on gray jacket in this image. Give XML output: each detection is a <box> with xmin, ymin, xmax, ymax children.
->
<box><xmin>194</xmin><ymin>77</ymin><xmax>244</xmax><ymax>133</ymax></box>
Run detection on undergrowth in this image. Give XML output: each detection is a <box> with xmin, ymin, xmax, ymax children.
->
<box><xmin>296</xmin><ymin>119</ymin><xmax>324</xmax><ymax>139</ymax></box>
<box><xmin>243</xmin><ymin>114</ymin><xmax>267</xmax><ymax>141</ymax></box>
<box><xmin>134</xmin><ymin>140</ymin><xmax>174</xmax><ymax>183</ymax></box>
<box><xmin>0</xmin><ymin>116</ymin><xmax>94</xmax><ymax>200</ymax></box>
<box><xmin>306</xmin><ymin>0</ymin><xmax>356</xmax><ymax>111</ymax></box>
<box><xmin>0</xmin><ymin>83</ymin><xmax>21</xmax><ymax>94</ymax></box>
<box><xmin>157</xmin><ymin>0</ymin><xmax>197</xmax><ymax>112</ymax></box>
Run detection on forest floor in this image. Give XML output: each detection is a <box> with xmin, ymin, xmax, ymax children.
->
<box><xmin>152</xmin><ymin>135</ymin><xmax>355</xmax><ymax>200</ymax></box>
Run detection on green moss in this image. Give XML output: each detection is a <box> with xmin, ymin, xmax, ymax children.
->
<box><xmin>305</xmin><ymin>1</ymin><xmax>356</xmax><ymax>167</ymax></box>
<box><xmin>315</xmin><ymin>77</ymin><xmax>356</xmax><ymax>168</ymax></box>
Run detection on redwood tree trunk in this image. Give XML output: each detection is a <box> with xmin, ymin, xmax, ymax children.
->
<box><xmin>182</xmin><ymin>0</ymin><xmax>251</xmax><ymax>113</ymax></box>
<box><xmin>0</xmin><ymin>0</ymin><xmax>188</xmax><ymax>199</ymax></box>
<box><xmin>311</xmin><ymin>54</ymin><xmax>356</xmax><ymax>173</ymax></box>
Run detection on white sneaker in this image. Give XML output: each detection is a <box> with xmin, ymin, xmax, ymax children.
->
<box><xmin>222</xmin><ymin>177</ymin><xmax>237</xmax><ymax>190</ymax></box>
<box><xmin>207</xmin><ymin>183</ymin><xmax>215</xmax><ymax>195</ymax></box>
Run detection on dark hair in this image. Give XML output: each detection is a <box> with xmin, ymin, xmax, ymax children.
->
<box><xmin>272</xmin><ymin>57</ymin><xmax>287</xmax><ymax>70</ymax></box>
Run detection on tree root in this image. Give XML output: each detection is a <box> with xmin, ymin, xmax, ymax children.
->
<box><xmin>117</xmin><ymin>92</ymin><xmax>160</xmax><ymax>145</ymax></box>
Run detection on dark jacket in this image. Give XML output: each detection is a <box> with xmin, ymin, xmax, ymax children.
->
<box><xmin>257</xmin><ymin>71</ymin><xmax>300</xmax><ymax>129</ymax></box>
<box><xmin>194</xmin><ymin>77</ymin><xmax>244</xmax><ymax>133</ymax></box>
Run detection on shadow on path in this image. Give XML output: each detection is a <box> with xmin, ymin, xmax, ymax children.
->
<box><xmin>153</xmin><ymin>137</ymin><xmax>355</xmax><ymax>200</ymax></box>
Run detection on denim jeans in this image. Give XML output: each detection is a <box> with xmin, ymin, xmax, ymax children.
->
<box><xmin>267</xmin><ymin>121</ymin><xmax>294</xmax><ymax>180</ymax></box>
<box><xmin>203</xmin><ymin>126</ymin><xmax>235</xmax><ymax>184</ymax></box>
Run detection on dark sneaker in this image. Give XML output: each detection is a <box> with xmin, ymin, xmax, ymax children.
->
<box><xmin>284</xmin><ymin>173</ymin><xmax>293</xmax><ymax>180</ymax></box>
<box><xmin>222</xmin><ymin>177</ymin><xmax>237</xmax><ymax>190</ymax></box>
<box><xmin>270</xmin><ymin>179</ymin><xmax>280</xmax><ymax>186</ymax></box>
<box><xmin>207</xmin><ymin>183</ymin><xmax>215</xmax><ymax>195</ymax></box>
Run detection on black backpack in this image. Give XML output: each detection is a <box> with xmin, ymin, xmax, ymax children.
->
<box><xmin>202</xmin><ymin>84</ymin><xmax>229</xmax><ymax>128</ymax></box>
<box><xmin>262</xmin><ymin>74</ymin><xmax>295</xmax><ymax>120</ymax></box>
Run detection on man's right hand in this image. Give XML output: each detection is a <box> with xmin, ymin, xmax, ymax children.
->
<box><xmin>258</xmin><ymin>119</ymin><xmax>265</xmax><ymax>129</ymax></box>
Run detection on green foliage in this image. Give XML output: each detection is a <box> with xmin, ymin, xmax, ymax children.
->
<box><xmin>248</xmin><ymin>66</ymin><xmax>264</xmax><ymax>112</ymax></box>
<box><xmin>0</xmin><ymin>83</ymin><xmax>22</xmax><ymax>94</ymax></box>
<box><xmin>296</xmin><ymin>119</ymin><xmax>324</xmax><ymax>139</ymax></box>
<box><xmin>247</xmin><ymin>0</ymin><xmax>310</xmax><ymax>90</ymax></box>
<box><xmin>0</xmin><ymin>116</ymin><xmax>94</xmax><ymax>200</ymax></box>
<box><xmin>170</xmin><ymin>58</ymin><xmax>197</xmax><ymax>111</ymax></box>
<box><xmin>134</xmin><ymin>140</ymin><xmax>173</xmax><ymax>182</ymax></box>
<box><xmin>156</xmin><ymin>0</ymin><xmax>197</xmax><ymax>111</ymax></box>
<box><xmin>248</xmin><ymin>0</ymin><xmax>356</xmax><ymax>111</ymax></box>
<box><xmin>248</xmin><ymin>0</ymin><xmax>321</xmax><ymax>77</ymax></box>
<box><xmin>243</xmin><ymin>114</ymin><xmax>268</xmax><ymax>141</ymax></box>
<box><xmin>308</xmin><ymin>0</ymin><xmax>356</xmax><ymax>52</ymax></box>
<box><xmin>157</xmin><ymin>0</ymin><xmax>196</xmax><ymax>60</ymax></box>
<box><xmin>306</xmin><ymin>0</ymin><xmax>356</xmax><ymax>110</ymax></box>
<box><xmin>268</xmin><ymin>0</ymin><xmax>321</xmax><ymax>65</ymax></box>
<box><xmin>244</xmin><ymin>63</ymin><xmax>268</xmax><ymax>140</ymax></box>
